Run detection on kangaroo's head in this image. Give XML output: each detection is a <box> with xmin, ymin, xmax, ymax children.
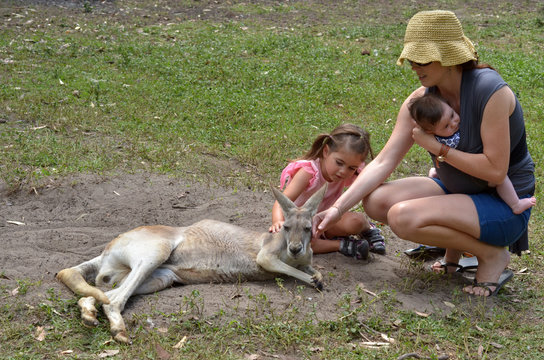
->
<box><xmin>271</xmin><ymin>184</ymin><xmax>327</xmax><ymax>258</ymax></box>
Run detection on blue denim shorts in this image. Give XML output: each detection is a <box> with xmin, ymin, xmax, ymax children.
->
<box><xmin>430</xmin><ymin>177</ymin><xmax>532</xmax><ymax>246</ymax></box>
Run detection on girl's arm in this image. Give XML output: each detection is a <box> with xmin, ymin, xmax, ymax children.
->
<box><xmin>314</xmin><ymin>87</ymin><xmax>425</xmax><ymax>234</ymax></box>
<box><xmin>413</xmin><ymin>86</ymin><xmax>513</xmax><ymax>184</ymax></box>
<box><xmin>270</xmin><ymin>169</ymin><xmax>314</xmax><ymax>233</ymax></box>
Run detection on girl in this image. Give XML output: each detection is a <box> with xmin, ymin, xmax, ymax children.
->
<box><xmin>269</xmin><ymin>123</ymin><xmax>386</xmax><ymax>259</ymax></box>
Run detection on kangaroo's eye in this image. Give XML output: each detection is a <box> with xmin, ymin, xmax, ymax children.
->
<box><xmin>304</xmin><ymin>226</ymin><xmax>312</xmax><ymax>232</ymax></box>
<box><xmin>283</xmin><ymin>226</ymin><xmax>290</xmax><ymax>232</ymax></box>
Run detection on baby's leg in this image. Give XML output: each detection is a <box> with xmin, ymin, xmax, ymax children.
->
<box><xmin>495</xmin><ymin>177</ymin><xmax>536</xmax><ymax>214</ymax></box>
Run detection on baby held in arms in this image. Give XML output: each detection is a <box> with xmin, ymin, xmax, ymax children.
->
<box><xmin>409</xmin><ymin>92</ymin><xmax>536</xmax><ymax>215</ymax></box>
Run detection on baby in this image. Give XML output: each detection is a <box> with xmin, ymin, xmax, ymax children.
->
<box><xmin>409</xmin><ymin>92</ymin><xmax>536</xmax><ymax>215</ymax></box>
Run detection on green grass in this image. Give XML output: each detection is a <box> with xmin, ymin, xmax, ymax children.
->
<box><xmin>1</xmin><ymin>0</ymin><xmax>543</xmax><ymax>358</ymax></box>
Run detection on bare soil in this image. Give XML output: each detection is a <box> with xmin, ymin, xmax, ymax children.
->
<box><xmin>1</xmin><ymin>173</ymin><xmax>474</xmax><ymax>328</ymax></box>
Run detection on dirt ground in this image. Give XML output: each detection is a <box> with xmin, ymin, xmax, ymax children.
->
<box><xmin>0</xmin><ymin>173</ymin><xmax>478</xmax><ymax>327</ymax></box>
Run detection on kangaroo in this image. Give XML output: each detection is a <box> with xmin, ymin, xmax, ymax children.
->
<box><xmin>56</xmin><ymin>185</ymin><xmax>326</xmax><ymax>344</ymax></box>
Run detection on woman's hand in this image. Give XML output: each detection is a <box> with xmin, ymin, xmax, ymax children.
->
<box><xmin>269</xmin><ymin>221</ymin><xmax>284</xmax><ymax>233</ymax></box>
<box><xmin>412</xmin><ymin>126</ymin><xmax>438</xmax><ymax>153</ymax></box>
<box><xmin>312</xmin><ymin>206</ymin><xmax>341</xmax><ymax>238</ymax></box>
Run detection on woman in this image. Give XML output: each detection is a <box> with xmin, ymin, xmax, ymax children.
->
<box><xmin>313</xmin><ymin>10</ymin><xmax>535</xmax><ymax>296</ymax></box>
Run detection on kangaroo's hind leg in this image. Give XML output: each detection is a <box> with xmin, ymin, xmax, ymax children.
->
<box><xmin>99</xmin><ymin>228</ymin><xmax>180</xmax><ymax>344</ymax></box>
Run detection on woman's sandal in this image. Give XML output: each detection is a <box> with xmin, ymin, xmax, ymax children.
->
<box><xmin>431</xmin><ymin>257</ymin><xmax>479</xmax><ymax>274</ymax></box>
<box><xmin>466</xmin><ymin>269</ymin><xmax>514</xmax><ymax>297</ymax></box>
<box><xmin>404</xmin><ymin>245</ymin><xmax>446</xmax><ymax>259</ymax></box>
<box><xmin>431</xmin><ymin>261</ymin><xmax>463</xmax><ymax>274</ymax></box>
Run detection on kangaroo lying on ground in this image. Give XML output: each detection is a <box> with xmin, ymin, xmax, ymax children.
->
<box><xmin>56</xmin><ymin>185</ymin><xmax>326</xmax><ymax>344</ymax></box>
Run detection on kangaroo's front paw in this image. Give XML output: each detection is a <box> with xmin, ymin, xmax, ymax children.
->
<box><xmin>312</xmin><ymin>272</ymin><xmax>324</xmax><ymax>291</ymax></box>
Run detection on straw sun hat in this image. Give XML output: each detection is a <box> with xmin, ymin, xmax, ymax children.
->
<box><xmin>397</xmin><ymin>10</ymin><xmax>478</xmax><ymax>67</ymax></box>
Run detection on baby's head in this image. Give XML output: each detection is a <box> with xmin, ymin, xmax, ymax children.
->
<box><xmin>408</xmin><ymin>93</ymin><xmax>460</xmax><ymax>138</ymax></box>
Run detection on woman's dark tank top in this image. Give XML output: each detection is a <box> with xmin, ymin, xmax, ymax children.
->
<box><xmin>428</xmin><ymin>68</ymin><xmax>535</xmax><ymax>196</ymax></box>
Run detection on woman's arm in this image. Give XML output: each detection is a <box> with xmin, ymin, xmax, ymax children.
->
<box><xmin>413</xmin><ymin>86</ymin><xmax>513</xmax><ymax>184</ymax></box>
<box><xmin>314</xmin><ymin>87</ymin><xmax>425</xmax><ymax>234</ymax></box>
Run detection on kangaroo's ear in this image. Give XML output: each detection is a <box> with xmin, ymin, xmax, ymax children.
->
<box><xmin>302</xmin><ymin>183</ymin><xmax>327</xmax><ymax>216</ymax></box>
<box><xmin>271</xmin><ymin>186</ymin><xmax>295</xmax><ymax>215</ymax></box>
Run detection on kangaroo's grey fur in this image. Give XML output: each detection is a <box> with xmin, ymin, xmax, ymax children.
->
<box><xmin>56</xmin><ymin>185</ymin><xmax>326</xmax><ymax>344</ymax></box>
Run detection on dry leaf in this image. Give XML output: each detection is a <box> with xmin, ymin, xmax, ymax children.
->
<box><xmin>415</xmin><ymin>311</ymin><xmax>430</xmax><ymax>317</ymax></box>
<box><xmin>10</xmin><ymin>287</ymin><xmax>19</xmax><ymax>296</ymax></box>
<box><xmin>245</xmin><ymin>355</ymin><xmax>260</xmax><ymax>360</ymax></box>
<box><xmin>59</xmin><ymin>350</ymin><xmax>74</xmax><ymax>355</ymax></box>
<box><xmin>7</xmin><ymin>220</ymin><xmax>25</xmax><ymax>225</ymax></box>
<box><xmin>477</xmin><ymin>344</ymin><xmax>484</xmax><ymax>358</ymax></box>
<box><xmin>157</xmin><ymin>327</ymin><xmax>168</xmax><ymax>333</ymax></box>
<box><xmin>34</xmin><ymin>326</ymin><xmax>46</xmax><ymax>341</ymax></box>
<box><xmin>443</xmin><ymin>301</ymin><xmax>455</xmax><ymax>308</ymax></box>
<box><xmin>98</xmin><ymin>349</ymin><xmax>120</xmax><ymax>358</ymax></box>
<box><xmin>173</xmin><ymin>336</ymin><xmax>187</xmax><ymax>349</ymax></box>
<box><xmin>490</xmin><ymin>342</ymin><xmax>503</xmax><ymax>349</ymax></box>
<box><xmin>380</xmin><ymin>333</ymin><xmax>395</xmax><ymax>344</ymax></box>
<box><xmin>475</xmin><ymin>325</ymin><xmax>484</xmax><ymax>332</ymax></box>
<box><xmin>59</xmin><ymin>78</ymin><xmax>64</xmax><ymax>85</ymax></box>
<box><xmin>360</xmin><ymin>341</ymin><xmax>390</xmax><ymax>349</ymax></box>
<box><xmin>518</xmin><ymin>268</ymin><xmax>528</xmax><ymax>273</ymax></box>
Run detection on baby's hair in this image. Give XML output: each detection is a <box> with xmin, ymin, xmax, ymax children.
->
<box><xmin>408</xmin><ymin>93</ymin><xmax>448</xmax><ymax>131</ymax></box>
<box><xmin>300</xmin><ymin>123</ymin><xmax>374</xmax><ymax>162</ymax></box>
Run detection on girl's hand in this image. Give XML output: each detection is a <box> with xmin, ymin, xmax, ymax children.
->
<box><xmin>412</xmin><ymin>126</ymin><xmax>437</xmax><ymax>152</ymax></box>
<box><xmin>269</xmin><ymin>221</ymin><xmax>284</xmax><ymax>233</ymax></box>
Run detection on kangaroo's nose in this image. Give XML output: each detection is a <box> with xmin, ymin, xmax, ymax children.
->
<box><xmin>289</xmin><ymin>243</ymin><xmax>303</xmax><ymax>255</ymax></box>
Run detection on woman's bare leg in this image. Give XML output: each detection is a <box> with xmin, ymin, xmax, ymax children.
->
<box><xmin>387</xmin><ymin>193</ymin><xmax>510</xmax><ymax>296</ymax></box>
<box><xmin>363</xmin><ymin>177</ymin><xmax>446</xmax><ymax>223</ymax></box>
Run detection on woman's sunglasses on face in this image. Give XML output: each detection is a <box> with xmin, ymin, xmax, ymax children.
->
<box><xmin>408</xmin><ymin>60</ymin><xmax>432</xmax><ymax>67</ymax></box>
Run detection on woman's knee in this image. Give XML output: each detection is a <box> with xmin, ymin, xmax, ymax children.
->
<box><xmin>363</xmin><ymin>188</ymin><xmax>391</xmax><ymax>223</ymax></box>
<box><xmin>387</xmin><ymin>202</ymin><xmax>417</xmax><ymax>239</ymax></box>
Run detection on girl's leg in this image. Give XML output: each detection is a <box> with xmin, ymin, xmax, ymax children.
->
<box><xmin>311</xmin><ymin>212</ymin><xmax>366</xmax><ymax>254</ymax></box>
<box><xmin>495</xmin><ymin>177</ymin><xmax>536</xmax><ymax>214</ymax></box>
<box><xmin>323</xmin><ymin>212</ymin><xmax>369</xmax><ymax>238</ymax></box>
<box><xmin>314</xmin><ymin>212</ymin><xmax>369</xmax><ymax>259</ymax></box>
<box><xmin>310</xmin><ymin>238</ymin><xmax>341</xmax><ymax>254</ymax></box>
<box><xmin>387</xmin><ymin>193</ymin><xmax>510</xmax><ymax>296</ymax></box>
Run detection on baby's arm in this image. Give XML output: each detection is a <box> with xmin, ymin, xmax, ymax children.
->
<box><xmin>269</xmin><ymin>169</ymin><xmax>313</xmax><ymax>232</ymax></box>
